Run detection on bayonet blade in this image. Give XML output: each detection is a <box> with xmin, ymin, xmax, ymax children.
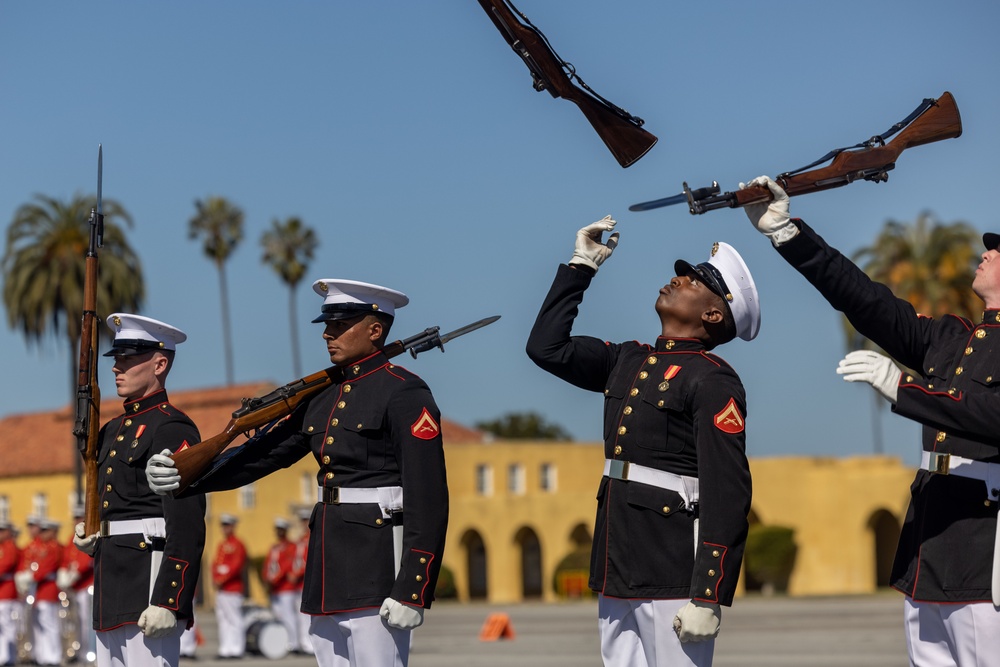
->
<box><xmin>438</xmin><ymin>315</ymin><xmax>500</xmax><ymax>345</ymax></box>
<box><xmin>96</xmin><ymin>144</ymin><xmax>103</xmax><ymax>217</ymax></box>
<box><xmin>628</xmin><ymin>192</ymin><xmax>687</xmax><ymax>212</ymax></box>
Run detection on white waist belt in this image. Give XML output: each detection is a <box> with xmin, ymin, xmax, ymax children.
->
<box><xmin>99</xmin><ymin>517</ymin><xmax>166</xmax><ymax>538</ymax></box>
<box><xmin>921</xmin><ymin>451</ymin><xmax>1000</xmax><ymax>606</ymax></box>
<box><xmin>921</xmin><ymin>452</ymin><xmax>1000</xmax><ymax>494</ymax></box>
<box><xmin>318</xmin><ymin>486</ymin><xmax>403</xmax><ymax>518</ymax></box>
<box><xmin>603</xmin><ymin>459</ymin><xmax>700</xmax><ymax>508</ymax></box>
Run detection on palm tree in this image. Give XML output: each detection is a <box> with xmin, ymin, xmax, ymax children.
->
<box><xmin>3</xmin><ymin>192</ymin><xmax>143</xmax><ymax>501</ymax></box>
<box><xmin>188</xmin><ymin>196</ymin><xmax>244</xmax><ymax>386</ymax></box>
<box><xmin>261</xmin><ymin>216</ymin><xmax>317</xmax><ymax>377</ymax></box>
<box><xmin>843</xmin><ymin>211</ymin><xmax>980</xmax><ymax>453</ymax></box>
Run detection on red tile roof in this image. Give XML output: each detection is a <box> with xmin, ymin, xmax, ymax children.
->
<box><xmin>0</xmin><ymin>382</ymin><xmax>485</xmax><ymax>478</ymax></box>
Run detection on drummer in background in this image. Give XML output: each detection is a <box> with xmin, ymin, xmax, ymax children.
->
<box><xmin>58</xmin><ymin>506</ymin><xmax>96</xmax><ymax>663</ymax></box>
<box><xmin>0</xmin><ymin>520</ymin><xmax>20</xmax><ymax>667</ymax></box>
<box><xmin>293</xmin><ymin>509</ymin><xmax>313</xmax><ymax>656</ymax></box>
<box><xmin>16</xmin><ymin>519</ymin><xmax>61</xmax><ymax>666</ymax></box>
<box><xmin>262</xmin><ymin>518</ymin><xmax>301</xmax><ymax>655</ymax></box>
<box><xmin>211</xmin><ymin>515</ymin><xmax>246</xmax><ymax>660</ymax></box>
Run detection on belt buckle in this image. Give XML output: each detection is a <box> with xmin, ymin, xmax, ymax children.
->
<box><xmin>608</xmin><ymin>459</ymin><xmax>631</xmax><ymax>481</ymax></box>
<box><xmin>325</xmin><ymin>487</ymin><xmax>341</xmax><ymax>504</ymax></box>
<box><xmin>99</xmin><ymin>520</ymin><xmax>110</xmax><ymax>537</ymax></box>
<box><xmin>930</xmin><ymin>452</ymin><xmax>951</xmax><ymax>475</ymax></box>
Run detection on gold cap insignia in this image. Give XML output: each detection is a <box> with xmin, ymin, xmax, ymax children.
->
<box><xmin>711</xmin><ymin>242</ymin><xmax>719</xmax><ymax>257</ymax></box>
<box><xmin>113</xmin><ymin>316</ymin><xmax>122</xmax><ymax>326</ymax></box>
<box><xmin>318</xmin><ymin>282</ymin><xmax>328</xmax><ymax>292</ymax></box>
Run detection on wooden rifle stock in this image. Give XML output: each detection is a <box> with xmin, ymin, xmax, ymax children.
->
<box><xmin>630</xmin><ymin>93</ymin><xmax>962</xmax><ymax>214</ymax></box>
<box><xmin>75</xmin><ymin>253</ymin><xmax>102</xmax><ymax>535</ymax></box>
<box><xmin>478</xmin><ymin>0</ymin><xmax>657</xmax><ymax>168</ymax></box>
<box><xmin>733</xmin><ymin>92</ymin><xmax>963</xmax><ymax>208</ymax></box>
<box><xmin>74</xmin><ymin>146</ymin><xmax>104</xmax><ymax>536</ymax></box>
<box><xmin>170</xmin><ymin>337</ymin><xmax>414</xmax><ymax>496</ymax></box>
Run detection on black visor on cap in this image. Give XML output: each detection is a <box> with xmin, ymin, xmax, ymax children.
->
<box><xmin>984</xmin><ymin>233</ymin><xmax>1000</xmax><ymax>251</ymax></box>
<box><xmin>311</xmin><ymin>303</ymin><xmax>394</xmax><ymax>324</ymax></box>
<box><xmin>673</xmin><ymin>259</ymin><xmax>731</xmax><ymax>305</ymax></box>
<box><xmin>102</xmin><ymin>339</ymin><xmax>165</xmax><ymax>357</ymax></box>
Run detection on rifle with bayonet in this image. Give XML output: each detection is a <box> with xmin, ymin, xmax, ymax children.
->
<box><xmin>72</xmin><ymin>145</ymin><xmax>104</xmax><ymax>536</ymax></box>
<box><xmin>170</xmin><ymin>315</ymin><xmax>500</xmax><ymax>495</ymax></box>
<box><xmin>630</xmin><ymin>92</ymin><xmax>962</xmax><ymax>214</ymax></box>
<box><xmin>478</xmin><ymin>0</ymin><xmax>657</xmax><ymax>168</ymax></box>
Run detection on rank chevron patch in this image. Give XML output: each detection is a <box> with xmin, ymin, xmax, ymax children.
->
<box><xmin>411</xmin><ymin>408</ymin><xmax>441</xmax><ymax>440</ymax></box>
<box><xmin>714</xmin><ymin>398</ymin><xmax>744</xmax><ymax>434</ymax></box>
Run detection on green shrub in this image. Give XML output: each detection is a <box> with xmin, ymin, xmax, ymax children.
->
<box><xmin>744</xmin><ymin>524</ymin><xmax>797</xmax><ymax>594</ymax></box>
<box><xmin>551</xmin><ymin>547</ymin><xmax>594</xmax><ymax>598</ymax></box>
<box><xmin>435</xmin><ymin>563</ymin><xmax>457</xmax><ymax>599</ymax></box>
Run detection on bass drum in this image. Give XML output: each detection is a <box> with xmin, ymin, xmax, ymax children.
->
<box><xmin>246</xmin><ymin>619</ymin><xmax>289</xmax><ymax>660</ymax></box>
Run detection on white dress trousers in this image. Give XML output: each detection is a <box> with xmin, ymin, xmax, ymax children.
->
<box><xmin>270</xmin><ymin>591</ymin><xmax>301</xmax><ymax>651</ymax></box>
<box><xmin>295</xmin><ymin>590</ymin><xmax>314</xmax><ymax>654</ymax></box>
<box><xmin>179</xmin><ymin>622</ymin><xmax>196</xmax><ymax>657</ymax></box>
<box><xmin>75</xmin><ymin>588</ymin><xmax>97</xmax><ymax>662</ymax></box>
<box><xmin>598</xmin><ymin>595</ymin><xmax>715</xmax><ymax>667</ymax></box>
<box><xmin>904</xmin><ymin>597</ymin><xmax>1000</xmax><ymax>667</ymax></box>
<box><xmin>310</xmin><ymin>608</ymin><xmax>410</xmax><ymax>667</ymax></box>
<box><xmin>96</xmin><ymin>622</ymin><xmax>182</xmax><ymax>667</ymax></box>
<box><xmin>214</xmin><ymin>591</ymin><xmax>245</xmax><ymax>658</ymax></box>
<box><xmin>0</xmin><ymin>600</ymin><xmax>17</xmax><ymax>666</ymax></box>
<box><xmin>32</xmin><ymin>600</ymin><xmax>61</xmax><ymax>666</ymax></box>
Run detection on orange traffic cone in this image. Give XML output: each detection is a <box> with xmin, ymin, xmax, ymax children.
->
<box><xmin>479</xmin><ymin>612</ymin><xmax>516</xmax><ymax>641</ymax></box>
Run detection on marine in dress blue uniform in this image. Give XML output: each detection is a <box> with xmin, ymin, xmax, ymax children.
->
<box><xmin>146</xmin><ymin>280</ymin><xmax>449</xmax><ymax>667</ymax></box>
<box><xmin>526</xmin><ymin>217</ymin><xmax>760</xmax><ymax>667</ymax></box>
<box><xmin>74</xmin><ymin>313</ymin><xmax>206</xmax><ymax>667</ymax></box>
<box><xmin>742</xmin><ymin>175</ymin><xmax>1000</xmax><ymax>667</ymax></box>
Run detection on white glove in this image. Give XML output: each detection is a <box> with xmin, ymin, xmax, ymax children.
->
<box><xmin>56</xmin><ymin>567</ymin><xmax>79</xmax><ymax>591</ymax></box>
<box><xmin>138</xmin><ymin>605</ymin><xmax>177</xmax><ymax>638</ymax></box>
<box><xmin>73</xmin><ymin>521</ymin><xmax>99</xmax><ymax>556</ymax></box>
<box><xmin>570</xmin><ymin>216</ymin><xmax>619</xmax><ymax>272</ymax></box>
<box><xmin>740</xmin><ymin>176</ymin><xmax>798</xmax><ymax>246</ymax></box>
<box><xmin>379</xmin><ymin>597</ymin><xmax>424</xmax><ymax>630</ymax></box>
<box><xmin>14</xmin><ymin>571</ymin><xmax>33</xmax><ymax>597</ymax></box>
<box><xmin>672</xmin><ymin>600</ymin><xmax>721</xmax><ymax>643</ymax></box>
<box><xmin>146</xmin><ymin>449</ymin><xmax>180</xmax><ymax>495</ymax></box>
<box><xmin>836</xmin><ymin>349</ymin><xmax>902</xmax><ymax>404</ymax></box>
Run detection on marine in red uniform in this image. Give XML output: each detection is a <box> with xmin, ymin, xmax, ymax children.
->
<box><xmin>263</xmin><ymin>518</ymin><xmax>301</xmax><ymax>653</ymax></box>
<box><xmin>526</xmin><ymin>218</ymin><xmax>759</xmax><ymax>667</ymax></box>
<box><xmin>59</xmin><ymin>507</ymin><xmax>95</xmax><ymax>663</ymax></box>
<box><xmin>0</xmin><ymin>520</ymin><xmax>21</xmax><ymax>666</ymax></box>
<box><xmin>291</xmin><ymin>510</ymin><xmax>312</xmax><ymax>655</ymax></box>
<box><xmin>211</xmin><ymin>515</ymin><xmax>246</xmax><ymax>659</ymax></box>
<box><xmin>16</xmin><ymin>520</ymin><xmax>62</xmax><ymax>666</ymax></box>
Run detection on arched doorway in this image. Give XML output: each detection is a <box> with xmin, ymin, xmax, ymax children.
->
<box><xmin>514</xmin><ymin>526</ymin><xmax>543</xmax><ymax>599</ymax></box>
<box><xmin>569</xmin><ymin>523</ymin><xmax>592</xmax><ymax>550</ymax></box>
<box><xmin>461</xmin><ymin>529</ymin><xmax>489</xmax><ymax>600</ymax></box>
<box><xmin>867</xmin><ymin>509</ymin><xmax>900</xmax><ymax>588</ymax></box>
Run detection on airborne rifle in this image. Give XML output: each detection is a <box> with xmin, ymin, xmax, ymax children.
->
<box><xmin>170</xmin><ymin>315</ymin><xmax>500</xmax><ymax>495</ymax></box>
<box><xmin>72</xmin><ymin>145</ymin><xmax>104</xmax><ymax>536</ymax></box>
<box><xmin>629</xmin><ymin>92</ymin><xmax>962</xmax><ymax>214</ymax></box>
<box><xmin>478</xmin><ymin>0</ymin><xmax>657</xmax><ymax>168</ymax></box>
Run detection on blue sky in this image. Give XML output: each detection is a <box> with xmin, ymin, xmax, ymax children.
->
<box><xmin>2</xmin><ymin>1</ymin><xmax>998</xmax><ymax>466</ymax></box>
